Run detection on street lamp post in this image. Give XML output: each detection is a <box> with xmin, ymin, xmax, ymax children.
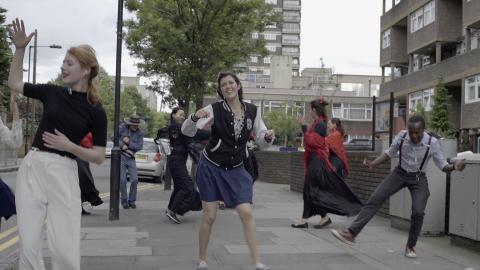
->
<box><xmin>24</xmin><ymin>34</ymin><xmax>62</xmax><ymax>154</ymax></box>
<box><xmin>109</xmin><ymin>0</ymin><xmax>124</xmax><ymax>220</ymax></box>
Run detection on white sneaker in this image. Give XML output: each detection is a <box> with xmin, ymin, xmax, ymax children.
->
<box><xmin>196</xmin><ymin>261</ymin><xmax>208</xmax><ymax>270</ymax></box>
<box><xmin>405</xmin><ymin>246</ymin><xmax>417</xmax><ymax>258</ymax></box>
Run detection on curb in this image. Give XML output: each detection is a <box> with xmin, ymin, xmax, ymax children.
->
<box><xmin>0</xmin><ymin>167</ymin><xmax>19</xmax><ymax>173</ymax></box>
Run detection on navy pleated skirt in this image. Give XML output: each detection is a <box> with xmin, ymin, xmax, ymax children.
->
<box><xmin>196</xmin><ymin>154</ymin><xmax>253</xmax><ymax>208</ymax></box>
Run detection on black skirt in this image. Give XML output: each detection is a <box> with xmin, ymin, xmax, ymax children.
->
<box><xmin>302</xmin><ymin>154</ymin><xmax>362</xmax><ymax>218</ymax></box>
<box><xmin>77</xmin><ymin>158</ymin><xmax>103</xmax><ymax>206</ymax></box>
<box><xmin>0</xmin><ymin>177</ymin><xmax>15</xmax><ymax>220</ymax></box>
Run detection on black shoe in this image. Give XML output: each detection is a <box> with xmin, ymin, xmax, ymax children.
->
<box><xmin>122</xmin><ymin>203</ymin><xmax>129</xmax><ymax>209</ymax></box>
<box><xmin>90</xmin><ymin>197</ymin><xmax>103</xmax><ymax>207</ymax></box>
<box><xmin>313</xmin><ymin>217</ymin><xmax>332</xmax><ymax>229</ymax></box>
<box><xmin>81</xmin><ymin>207</ymin><xmax>91</xmax><ymax>215</ymax></box>
<box><xmin>166</xmin><ymin>210</ymin><xmax>181</xmax><ymax>224</ymax></box>
<box><xmin>129</xmin><ymin>202</ymin><xmax>137</xmax><ymax>209</ymax></box>
<box><xmin>291</xmin><ymin>222</ymin><xmax>308</xmax><ymax>228</ymax></box>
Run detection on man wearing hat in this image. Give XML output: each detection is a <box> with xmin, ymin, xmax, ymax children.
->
<box><xmin>119</xmin><ymin>113</ymin><xmax>145</xmax><ymax>209</ymax></box>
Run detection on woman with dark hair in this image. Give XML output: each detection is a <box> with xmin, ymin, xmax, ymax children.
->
<box><xmin>291</xmin><ymin>97</ymin><xmax>362</xmax><ymax>230</ymax></box>
<box><xmin>165</xmin><ymin>107</ymin><xmax>208</xmax><ymax>224</ymax></box>
<box><xmin>327</xmin><ymin>118</ymin><xmax>349</xmax><ymax>178</ymax></box>
<box><xmin>182</xmin><ymin>72</ymin><xmax>275</xmax><ymax>270</ymax></box>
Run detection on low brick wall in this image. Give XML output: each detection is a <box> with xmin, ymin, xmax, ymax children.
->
<box><xmin>256</xmin><ymin>150</ymin><xmax>391</xmax><ymax>216</ymax></box>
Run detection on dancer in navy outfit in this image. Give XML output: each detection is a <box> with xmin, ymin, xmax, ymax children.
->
<box><xmin>182</xmin><ymin>72</ymin><xmax>275</xmax><ymax>270</ymax></box>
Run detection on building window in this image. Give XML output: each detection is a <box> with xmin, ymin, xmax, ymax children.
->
<box><xmin>409</xmin><ymin>88</ymin><xmax>434</xmax><ymax>112</ymax></box>
<box><xmin>266</xmin><ymin>45</ymin><xmax>277</xmax><ymax>52</ymax></box>
<box><xmin>332</xmin><ymin>103</ymin><xmax>372</xmax><ymax>120</ymax></box>
<box><xmin>410</xmin><ymin>1</ymin><xmax>434</xmax><ymax>33</ymax></box>
<box><xmin>411</xmin><ymin>8</ymin><xmax>424</xmax><ymax>33</ymax></box>
<box><xmin>283</xmin><ymin>11</ymin><xmax>300</xmax><ymax>21</ymax></box>
<box><xmin>264</xmin><ymin>57</ymin><xmax>271</xmax><ymax>64</ymax></box>
<box><xmin>283</xmin><ymin>47</ymin><xmax>298</xmax><ymax>53</ymax></box>
<box><xmin>465</xmin><ymin>75</ymin><xmax>480</xmax><ymax>103</ymax></box>
<box><xmin>284</xmin><ymin>0</ymin><xmax>300</xmax><ymax>8</ymax></box>
<box><xmin>341</xmin><ymin>83</ymin><xmax>365</xmax><ymax>96</ymax></box>
<box><xmin>252</xmin><ymin>32</ymin><xmax>259</xmax><ymax>39</ymax></box>
<box><xmin>263</xmin><ymin>68</ymin><xmax>270</xmax><ymax>75</ymax></box>
<box><xmin>250</xmin><ymin>56</ymin><xmax>258</xmax><ymax>63</ymax></box>
<box><xmin>282</xmin><ymin>34</ymin><xmax>299</xmax><ymax>45</ymax></box>
<box><xmin>265</xmin><ymin>0</ymin><xmax>277</xmax><ymax>4</ymax></box>
<box><xmin>423</xmin><ymin>1</ymin><xmax>435</xmax><ymax>26</ymax></box>
<box><xmin>292</xmin><ymin>58</ymin><xmax>299</xmax><ymax>65</ymax></box>
<box><xmin>282</xmin><ymin>23</ymin><xmax>300</xmax><ymax>32</ymax></box>
<box><xmin>370</xmin><ymin>84</ymin><xmax>380</xmax><ymax>97</ymax></box>
<box><xmin>382</xmin><ymin>29</ymin><xmax>391</xmax><ymax>49</ymax></box>
<box><xmin>263</xmin><ymin>33</ymin><xmax>277</xmax><ymax>40</ymax></box>
<box><xmin>292</xmin><ymin>71</ymin><xmax>299</xmax><ymax>76</ymax></box>
<box><xmin>266</xmin><ymin>22</ymin><xmax>277</xmax><ymax>29</ymax></box>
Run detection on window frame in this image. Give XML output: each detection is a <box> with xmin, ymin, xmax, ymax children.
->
<box><xmin>465</xmin><ymin>75</ymin><xmax>480</xmax><ymax>104</ymax></box>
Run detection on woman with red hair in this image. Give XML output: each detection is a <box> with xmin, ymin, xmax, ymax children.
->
<box><xmin>291</xmin><ymin>98</ymin><xmax>361</xmax><ymax>229</ymax></box>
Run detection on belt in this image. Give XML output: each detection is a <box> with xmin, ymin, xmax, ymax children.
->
<box><xmin>396</xmin><ymin>166</ymin><xmax>425</xmax><ymax>176</ymax></box>
<box><xmin>31</xmin><ymin>147</ymin><xmax>73</xmax><ymax>159</ymax></box>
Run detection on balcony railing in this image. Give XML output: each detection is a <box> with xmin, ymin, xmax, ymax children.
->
<box><xmin>283</xmin><ymin>16</ymin><xmax>301</xmax><ymax>22</ymax></box>
<box><xmin>282</xmin><ymin>28</ymin><xmax>300</xmax><ymax>34</ymax></box>
<box><xmin>283</xmin><ymin>4</ymin><xmax>301</xmax><ymax>10</ymax></box>
<box><xmin>282</xmin><ymin>39</ymin><xmax>300</xmax><ymax>46</ymax></box>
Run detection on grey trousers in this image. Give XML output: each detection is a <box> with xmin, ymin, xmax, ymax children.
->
<box><xmin>348</xmin><ymin>166</ymin><xmax>430</xmax><ymax>248</ymax></box>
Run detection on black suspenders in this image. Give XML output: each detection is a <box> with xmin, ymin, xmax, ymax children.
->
<box><xmin>399</xmin><ymin>132</ymin><xmax>432</xmax><ymax>175</ymax></box>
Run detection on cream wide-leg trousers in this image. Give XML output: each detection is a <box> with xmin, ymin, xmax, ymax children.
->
<box><xmin>15</xmin><ymin>149</ymin><xmax>81</xmax><ymax>270</ymax></box>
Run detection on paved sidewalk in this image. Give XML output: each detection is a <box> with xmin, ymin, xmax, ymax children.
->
<box><xmin>4</xmin><ymin>181</ymin><xmax>480</xmax><ymax>270</ymax></box>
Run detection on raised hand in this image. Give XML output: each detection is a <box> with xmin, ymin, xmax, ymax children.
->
<box><xmin>194</xmin><ymin>109</ymin><xmax>209</xmax><ymax>119</ymax></box>
<box><xmin>10</xmin><ymin>94</ymin><xmax>19</xmax><ymax>121</ymax></box>
<box><xmin>264</xmin><ymin>129</ymin><xmax>275</xmax><ymax>142</ymax></box>
<box><xmin>7</xmin><ymin>18</ymin><xmax>35</xmax><ymax>49</ymax></box>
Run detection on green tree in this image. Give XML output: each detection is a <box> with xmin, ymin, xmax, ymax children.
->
<box><xmin>0</xmin><ymin>7</ymin><xmax>13</xmax><ymax>113</ymax></box>
<box><xmin>430</xmin><ymin>77</ymin><xmax>453</xmax><ymax>138</ymax></box>
<box><xmin>124</xmin><ymin>0</ymin><xmax>280</xmax><ymax>111</ymax></box>
<box><xmin>414</xmin><ymin>102</ymin><xmax>430</xmax><ymax>128</ymax></box>
<box><xmin>264</xmin><ymin>104</ymin><xmax>300</xmax><ymax>147</ymax></box>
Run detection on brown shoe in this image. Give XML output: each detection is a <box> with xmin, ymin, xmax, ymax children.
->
<box><xmin>330</xmin><ymin>228</ymin><xmax>355</xmax><ymax>245</ymax></box>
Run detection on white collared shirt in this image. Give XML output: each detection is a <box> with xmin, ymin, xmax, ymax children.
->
<box><xmin>385</xmin><ymin>130</ymin><xmax>449</xmax><ymax>173</ymax></box>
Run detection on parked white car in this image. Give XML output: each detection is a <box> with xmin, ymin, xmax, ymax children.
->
<box><xmin>105</xmin><ymin>141</ymin><xmax>113</xmax><ymax>158</ymax></box>
<box><xmin>135</xmin><ymin>138</ymin><xmax>168</xmax><ymax>183</ymax></box>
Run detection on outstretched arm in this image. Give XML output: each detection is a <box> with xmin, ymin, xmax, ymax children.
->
<box><xmin>7</xmin><ymin>18</ymin><xmax>35</xmax><ymax>95</ymax></box>
<box><xmin>363</xmin><ymin>153</ymin><xmax>390</xmax><ymax>170</ymax></box>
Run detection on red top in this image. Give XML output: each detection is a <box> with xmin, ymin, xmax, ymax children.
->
<box><xmin>326</xmin><ymin>130</ymin><xmax>350</xmax><ymax>176</ymax></box>
<box><xmin>303</xmin><ymin>117</ymin><xmax>335</xmax><ymax>176</ymax></box>
<box><xmin>80</xmin><ymin>132</ymin><xmax>93</xmax><ymax>148</ymax></box>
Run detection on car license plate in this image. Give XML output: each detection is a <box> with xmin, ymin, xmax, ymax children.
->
<box><xmin>136</xmin><ymin>154</ymin><xmax>148</xmax><ymax>161</ymax></box>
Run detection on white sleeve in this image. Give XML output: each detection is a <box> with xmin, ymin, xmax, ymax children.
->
<box><xmin>253</xmin><ymin>108</ymin><xmax>273</xmax><ymax>149</ymax></box>
<box><xmin>181</xmin><ymin>104</ymin><xmax>214</xmax><ymax>137</ymax></box>
<box><xmin>0</xmin><ymin>118</ymin><xmax>23</xmax><ymax>149</ymax></box>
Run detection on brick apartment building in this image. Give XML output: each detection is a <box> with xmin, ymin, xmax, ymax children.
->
<box><xmin>379</xmin><ymin>0</ymin><xmax>480</xmax><ymax>152</ymax></box>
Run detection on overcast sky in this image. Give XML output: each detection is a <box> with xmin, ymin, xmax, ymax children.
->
<box><xmin>2</xmin><ymin>0</ymin><xmax>382</xmax><ymax>83</ymax></box>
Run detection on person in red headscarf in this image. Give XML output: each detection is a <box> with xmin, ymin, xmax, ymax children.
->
<box><xmin>326</xmin><ymin>118</ymin><xmax>349</xmax><ymax>178</ymax></box>
<box><xmin>291</xmin><ymin>98</ymin><xmax>362</xmax><ymax>229</ymax></box>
